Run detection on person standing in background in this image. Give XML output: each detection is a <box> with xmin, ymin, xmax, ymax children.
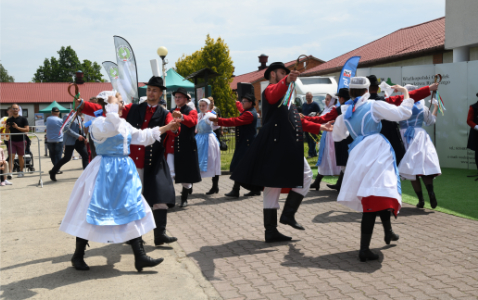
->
<box><xmin>301</xmin><ymin>92</ymin><xmax>321</xmax><ymax>158</ymax></box>
<box><xmin>45</xmin><ymin>107</ymin><xmax>64</xmax><ymax>173</ymax></box>
<box><xmin>6</xmin><ymin>104</ymin><xmax>29</xmax><ymax>178</ymax></box>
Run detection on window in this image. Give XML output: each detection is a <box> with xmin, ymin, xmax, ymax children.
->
<box><xmin>300</xmin><ymin>78</ymin><xmax>332</xmax><ymax>85</ymax></box>
<box><xmin>22</xmin><ymin>109</ymin><xmax>29</xmax><ymax>117</ymax></box>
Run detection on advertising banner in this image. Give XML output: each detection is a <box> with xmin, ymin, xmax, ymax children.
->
<box><xmin>102</xmin><ymin>61</ymin><xmax>128</xmax><ymax>102</ymax></box>
<box><xmin>114</xmin><ymin>36</ymin><xmax>139</xmax><ymax>104</ymax></box>
<box><xmin>34</xmin><ymin>113</ymin><xmax>45</xmax><ymax>133</ymax></box>
<box><xmin>337</xmin><ymin>56</ymin><xmax>361</xmax><ymax>92</ymax></box>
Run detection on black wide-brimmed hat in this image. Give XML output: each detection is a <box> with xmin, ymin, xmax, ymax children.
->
<box><xmin>242</xmin><ymin>93</ymin><xmax>256</xmax><ymax>105</ymax></box>
<box><xmin>172</xmin><ymin>87</ymin><xmax>191</xmax><ymax>99</ymax></box>
<box><xmin>264</xmin><ymin>62</ymin><xmax>290</xmax><ymax>80</ymax></box>
<box><xmin>144</xmin><ymin>76</ymin><xmax>166</xmax><ymax>90</ymax></box>
<box><xmin>336</xmin><ymin>88</ymin><xmax>350</xmax><ymax>100</ymax></box>
<box><xmin>51</xmin><ymin>107</ymin><xmax>60</xmax><ymax>112</ymax></box>
<box><xmin>367</xmin><ymin>75</ymin><xmax>380</xmax><ymax>86</ymax></box>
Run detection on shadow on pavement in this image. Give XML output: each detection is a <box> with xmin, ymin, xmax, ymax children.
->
<box><xmin>0</xmin><ymin>244</ymin><xmax>159</xmax><ymax>300</ymax></box>
<box><xmin>281</xmin><ymin>244</ymin><xmax>383</xmax><ymax>273</ymax></box>
<box><xmin>312</xmin><ymin>207</ymin><xmax>435</xmax><ymax>224</ymax></box>
<box><xmin>187</xmin><ymin>239</ymin><xmax>280</xmax><ymax>280</ymax></box>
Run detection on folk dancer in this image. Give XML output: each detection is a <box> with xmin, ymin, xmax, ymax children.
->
<box><xmin>60</xmin><ymin>96</ymin><xmax>179</xmax><ymax>272</ymax></box>
<box><xmin>332</xmin><ymin>77</ymin><xmax>412</xmax><ymax>262</ymax></box>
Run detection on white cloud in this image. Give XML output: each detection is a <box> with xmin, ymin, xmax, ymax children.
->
<box><xmin>1</xmin><ymin>0</ymin><xmax>445</xmax><ymax>82</ymax></box>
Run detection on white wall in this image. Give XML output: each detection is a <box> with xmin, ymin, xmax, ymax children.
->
<box><xmin>445</xmin><ymin>0</ymin><xmax>478</xmax><ymax>49</ymax></box>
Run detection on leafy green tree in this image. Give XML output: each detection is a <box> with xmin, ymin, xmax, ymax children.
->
<box><xmin>33</xmin><ymin>46</ymin><xmax>104</xmax><ymax>82</ymax></box>
<box><xmin>175</xmin><ymin>35</ymin><xmax>236</xmax><ymax>117</ymax></box>
<box><xmin>0</xmin><ymin>63</ymin><xmax>15</xmax><ymax>82</ymax></box>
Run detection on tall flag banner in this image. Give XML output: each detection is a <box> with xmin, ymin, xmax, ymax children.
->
<box><xmin>102</xmin><ymin>61</ymin><xmax>129</xmax><ymax>103</ymax></box>
<box><xmin>114</xmin><ymin>35</ymin><xmax>139</xmax><ymax>104</ymax></box>
<box><xmin>337</xmin><ymin>56</ymin><xmax>361</xmax><ymax>93</ymax></box>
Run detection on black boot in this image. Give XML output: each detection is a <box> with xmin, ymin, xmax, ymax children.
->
<box><xmin>416</xmin><ymin>191</ymin><xmax>425</xmax><ymax>208</ymax></box>
<box><xmin>264</xmin><ymin>209</ymin><xmax>292</xmax><ymax>243</ymax></box>
<box><xmin>189</xmin><ymin>185</ymin><xmax>193</xmax><ymax>195</ymax></box>
<box><xmin>244</xmin><ymin>190</ymin><xmax>261</xmax><ymax>197</ymax></box>
<box><xmin>71</xmin><ymin>237</ymin><xmax>89</xmax><ymax>271</ymax></box>
<box><xmin>129</xmin><ymin>237</ymin><xmax>164</xmax><ymax>272</ymax></box>
<box><xmin>49</xmin><ymin>170</ymin><xmax>57</xmax><ymax>182</ymax></box>
<box><xmin>225</xmin><ymin>181</ymin><xmax>240</xmax><ymax>198</ymax></box>
<box><xmin>359</xmin><ymin>234</ymin><xmax>379</xmax><ymax>262</ymax></box>
<box><xmin>426</xmin><ymin>184</ymin><xmax>437</xmax><ymax>209</ymax></box>
<box><xmin>206</xmin><ymin>176</ymin><xmax>219</xmax><ymax>195</ymax></box>
<box><xmin>379</xmin><ymin>210</ymin><xmax>399</xmax><ymax>245</ymax></box>
<box><xmin>153</xmin><ymin>209</ymin><xmax>178</xmax><ymax>246</ymax></box>
<box><xmin>180</xmin><ymin>187</ymin><xmax>189</xmax><ymax>207</ymax></box>
<box><xmin>327</xmin><ymin>171</ymin><xmax>344</xmax><ymax>192</ymax></box>
<box><xmin>310</xmin><ymin>175</ymin><xmax>323</xmax><ymax>191</ymax></box>
<box><xmin>279</xmin><ymin>191</ymin><xmax>305</xmax><ymax>230</ymax></box>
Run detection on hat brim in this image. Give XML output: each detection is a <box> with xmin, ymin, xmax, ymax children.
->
<box><xmin>144</xmin><ymin>83</ymin><xmax>167</xmax><ymax>91</ymax></box>
<box><xmin>172</xmin><ymin>91</ymin><xmax>191</xmax><ymax>99</ymax></box>
<box><xmin>264</xmin><ymin>66</ymin><xmax>291</xmax><ymax>80</ymax></box>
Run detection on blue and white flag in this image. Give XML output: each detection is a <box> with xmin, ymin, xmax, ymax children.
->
<box><xmin>337</xmin><ymin>56</ymin><xmax>361</xmax><ymax>93</ymax></box>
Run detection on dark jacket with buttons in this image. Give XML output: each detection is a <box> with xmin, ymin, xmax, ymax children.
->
<box><xmin>231</xmin><ymin>89</ymin><xmax>305</xmax><ymax>188</ymax></box>
<box><xmin>230</xmin><ymin>107</ymin><xmax>258</xmax><ymax>172</ymax></box>
<box><xmin>170</xmin><ymin>105</ymin><xmax>201</xmax><ymax>184</ymax></box>
<box><xmin>126</xmin><ymin>102</ymin><xmax>176</xmax><ymax>207</ymax></box>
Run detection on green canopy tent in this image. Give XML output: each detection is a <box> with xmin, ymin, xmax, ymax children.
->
<box><xmin>39</xmin><ymin>101</ymin><xmax>71</xmax><ymax>113</ymax></box>
<box><xmin>139</xmin><ymin>68</ymin><xmax>211</xmax><ymax>108</ymax></box>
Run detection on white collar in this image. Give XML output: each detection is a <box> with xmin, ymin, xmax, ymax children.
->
<box><xmin>147</xmin><ymin>104</ymin><xmax>158</xmax><ymax>108</ymax></box>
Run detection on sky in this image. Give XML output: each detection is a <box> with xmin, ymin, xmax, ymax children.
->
<box><xmin>1</xmin><ymin>0</ymin><xmax>446</xmax><ymax>83</ymax></box>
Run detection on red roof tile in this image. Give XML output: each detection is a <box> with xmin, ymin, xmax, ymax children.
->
<box><xmin>0</xmin><ymin>82</ymin><xmax>146</xmax><ymax>103</ymax></box>
<box><xmin>302</xmin><ymin>17</ymin><xmax>445</xmax><ymax>76</ymax></box>
<box><xmin>230</xmin><ymin>55</ymin><xmax>324</xmax><ymax>90</ymax></box>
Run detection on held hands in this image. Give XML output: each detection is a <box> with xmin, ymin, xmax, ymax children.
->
<box><xmin>390</xmin><ymin>85</ymin><xmax>407</xmax><ymax>94</ymax></box>
<box><xmin>167</xmin><ymin>119</ymin><xmax>181</xmax><ymax>132</ymax></box>
<box><xmin>209</xmin><ymin>116</ymin><xmax>219</xmax><ymax>126</ymax></box>
<box><xmin>286</xmin><ymin>70</ymin><xmax>300</xmax><ymax>84</ymax></box>
<box><xmin>321</xmin><ymin>121</ymin><xmax>334</xmax><ymax>132</ymax></box>
<box><xmin>299</xmin><ymin>113</ymin><xmax>305</xmax><ymax>120</ymax></box>
<box><xmin>172</xmin><ymin>110</ymin><xmax>182</xmax><ymax>120</ymax></box>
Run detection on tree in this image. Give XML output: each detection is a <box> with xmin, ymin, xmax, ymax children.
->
<box><xmin>175</xmin><ymin>35</ymin><xmax>236</xmax><ymax>117</ymax></box>
<box><xmin>33</xmin><ymin>46</ymin><xmax>104</xmax><ymax>82</ymax></box>
<box><xmin>0</xmin><ymin>63</ymin><xmax>15</xmax><ymax>82</ymax></box>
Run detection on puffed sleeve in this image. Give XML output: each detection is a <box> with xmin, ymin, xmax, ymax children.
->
<box><xmin>128</xmin><ymin>124</ymin><xmax>161</xmax><ymax>145</ymax></box>
<box><xmin>332</xmin><ymin>111</ymin><xmax>350</xmax><ymax>142</ymax></box>
<box><xmin>422</xmin><ymin>106</ymin><xmax>436</xmax><ymax>126</ymax></box>
<box><xmin>371</xmin><ymin>98</ymin><xmax>413</xmax><ymax>122</ymax></box>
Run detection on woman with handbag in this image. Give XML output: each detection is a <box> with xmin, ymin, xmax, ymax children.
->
<box><xmin>196</xmin><ymin>98</ymin><xmax>222</xmax><ymax>195</ymax></box>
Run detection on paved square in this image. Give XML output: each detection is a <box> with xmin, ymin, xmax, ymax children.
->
<box><xmin>168</xmin><ymin>176</ymin><xmax>478</xmax><ymax>299</ymax></box>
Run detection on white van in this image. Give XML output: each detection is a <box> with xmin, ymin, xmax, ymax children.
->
<box><xmin>294</xmin><ymin>76</ymin><xmax>338</xmax><ymax>114</ymax></box>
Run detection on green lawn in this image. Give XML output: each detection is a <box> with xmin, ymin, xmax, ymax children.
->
<box><xmin>311</xmin><ymin>167</ymin><xmax>478</xmax><ymax>221</ymax></box>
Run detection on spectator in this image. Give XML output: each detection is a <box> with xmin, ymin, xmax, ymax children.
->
<box><xmin>301</xmin><ymin>92</ymin><xmax>321</xmax><ymax>158</ymax></box>
<box><xmin>6</xmin><ymin>104</ymin><xmax>29</xmax><ymax>178</ymax></box>
<box><xmin>49</xmin><ymin>112</ymin><xmax>89</xmax><ymax>181</ymax></box>
<box><xmin>1</xmin><ymin>107</ymin><xmax>12</xmax><ymax>179</ymax></box>
<box><xmin>45</xmin><ymin>107</ymin><xmax>64</xmax><ymax>173</ymax></box>
<box><xmin>0</xmin><ymin>140</ymin><xmax>10</xmax><ymax>186</ymax></box>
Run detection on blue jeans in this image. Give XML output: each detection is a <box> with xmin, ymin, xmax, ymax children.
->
<box><xmin>305</xmin><ymin>133</ymin><xmax>317</xmax><ymax>157</ymax></box>
<box><xmin>47</xmin><ymin>142</ymin><xmax>64</xmax><ymax>167</ymax></box>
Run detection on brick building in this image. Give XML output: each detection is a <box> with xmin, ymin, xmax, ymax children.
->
<box><xmin>230</xmin><ymin>54</ymin><xmax>325</xmax><ymax>111</ymax></box>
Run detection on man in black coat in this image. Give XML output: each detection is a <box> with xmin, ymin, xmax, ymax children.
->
<box><xmin>166</xmin><ymin>87</ymin><xmax>201</xmax><ymax>208</ymax></box>
<box><xmin>231</xmin><ymin>63</ymin><xmax>332</xmax><ymax>243</ymax></box>
<box><xmin>209</xmin><ymin>93</ymin><xmax>259</xmax><ymax>197</ymax></box>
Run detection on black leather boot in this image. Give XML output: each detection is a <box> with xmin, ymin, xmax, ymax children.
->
<box><xmin>310</xmin><ymin>174</ymin><xmax>323</xmax><ymax>191</ymax></box>
<box><xmin>225</xmin><ymin>181</ymin><xmax>240</xmax><ymax>198</ymax></box>
<box><xmin>426</xmin><ymin>184</ymin><xmax>437</xmax><ymax>209</ymax></box>
<box><xmin>327</xmin><ymin>171</ymin><xmax>344</xmax><ymax>192</ymax></box>
<box><xmin>359</xmin><ymin>233</ymin><xmax>379</xmax><ymax>262</ymax></box>
<box><xmin>153</xmin><ymin>209</ymin><xmax>178</xmax><ymax>246</ymax></box>
<box><xmin>244</xmin><ymin>190</ymin><xmax>261</xmax><ymax>197</ymax></box>
<box><xmin>206</xmin><ymin>176</ymin><xmax>219</xmax><ymax>195</ymax></box>
<box><xmin>49</xmin><ymin>170</ymin><xmax>57</xmax><ymax>182</ymax></box>
<box><xmin>379</xmin><ymin>210</ymin><xmax>399</xmax><ymax>245</ymax></box>
<box><xmin>180</xmin><ymin>187</ymin><xmax>189</xmax><ymax>207</ymax></box>
<box><xmin>416</xmin><ymin>191</ymin><xmax>425</xmax><ymax>208</ymax></box>
<box><xmin>279</xmin><ymin>191</ymin><xmax>305</xmax><ymax>230</ymax></box>
<box><xmin>129</xmin><ymin>237</ymin><xmax>164</xmax><ymax>272</ymax></box>
<box><xmin>264</xmin><ymin>209</ymin><xmax>292</xmax><ymax>243</ymax></box>
<box><xmin>71</xmin><ymin>237</ymin><xmax>89</xmax><ymax>270</ymax></box>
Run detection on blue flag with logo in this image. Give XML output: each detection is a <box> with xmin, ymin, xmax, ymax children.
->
<box><xmin>337</xmin><ymin>56</ymin><xmax>361</xmax><ymax>93</ymax></box>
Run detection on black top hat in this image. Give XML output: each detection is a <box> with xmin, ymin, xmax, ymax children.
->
<box><xmin>172</xmin><ymin>87</ymin><xmax>191</xmax><ymax>99</ymax></box>
<box><xmin>264</xmin><ymin>62</ymin><xmax>290</xmax><ymax>80</ymax></box>
<box><xmin>144</xmin><ymin>76</ymin><xmax>166</xmax><ymax>90</ymax></box>
<box><xmin>336</xmin><ymin>88</ymin><xmax>350</xmax><ymax>101</ymax></box>
<box><xmin>51</xmin><ymin>107</ymin><xmax>60</xmax><ymax>112</ymax></box>
<box><xmin>367</xmin><ymin>75</ymin><xmax>380</xmax><ymax>86</ymax></box>
<box><xmin>242</xmin><ymin>93</ymin><xmax>256</xmax><ymax>105</ymax></box>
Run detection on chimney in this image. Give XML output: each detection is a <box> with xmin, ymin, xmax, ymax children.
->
<box><xmin>75</xmin><ymin>70</ymin><xmax>84</xmax><ymax>84</ymax></box>
<box><xmin>258</xmin><ymin>54</ymin><xmax>268</xmax><ymax>71</ymax></box>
